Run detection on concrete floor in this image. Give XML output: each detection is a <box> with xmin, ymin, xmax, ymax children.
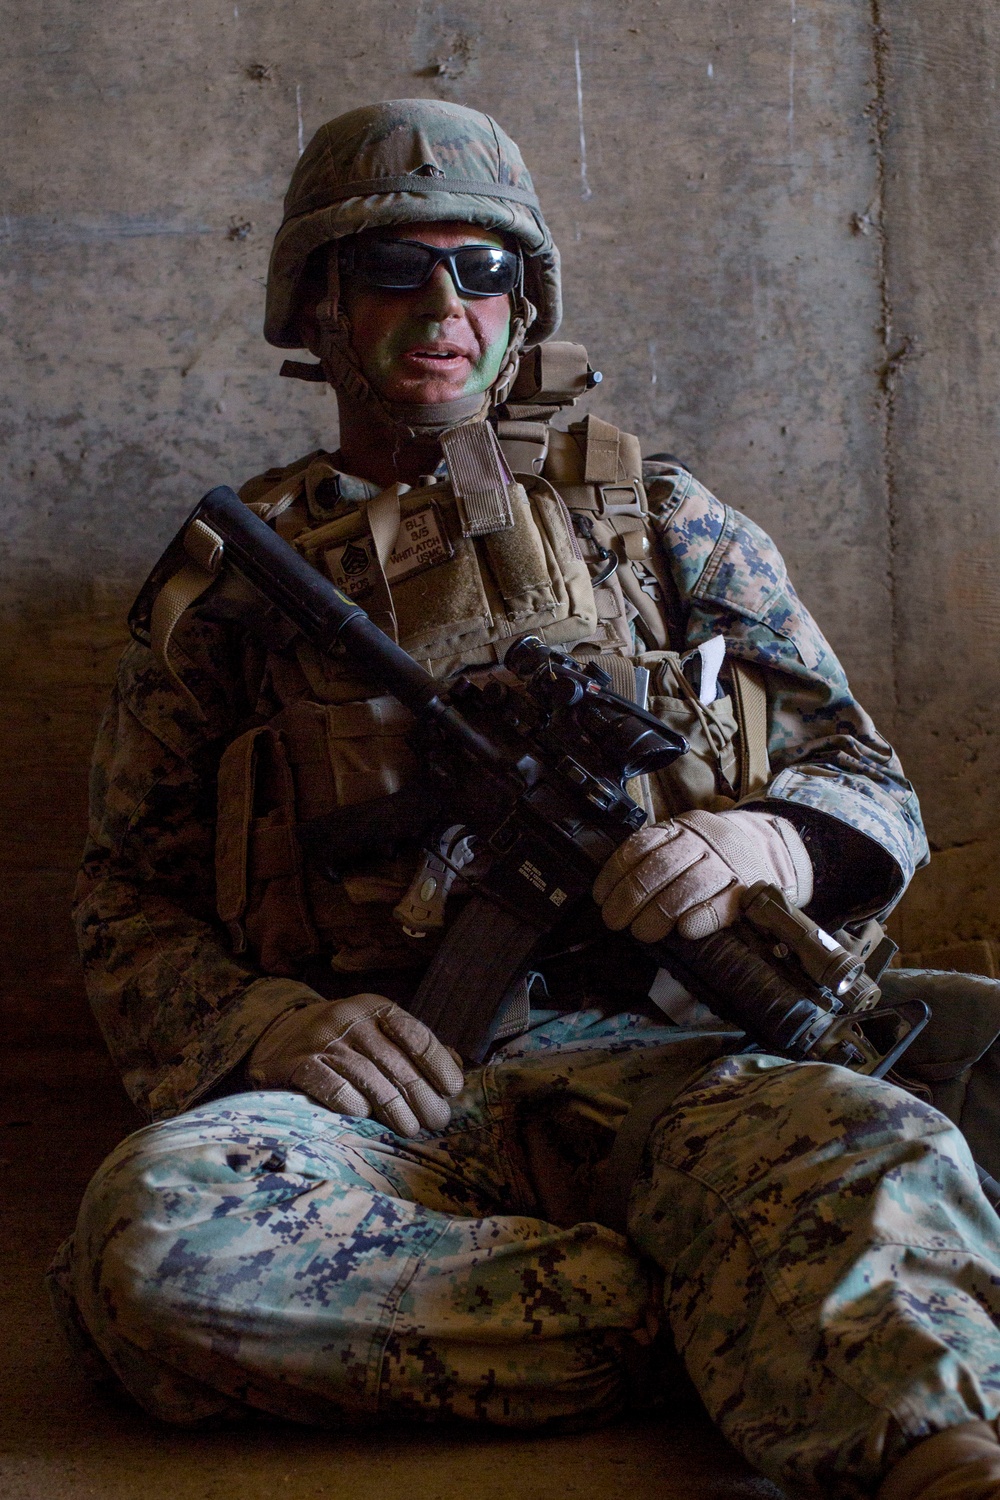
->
<box><xmin>0</xmin><ymin>1050</ymin><xmax>783</xmax><ymax>1500</ymax></box>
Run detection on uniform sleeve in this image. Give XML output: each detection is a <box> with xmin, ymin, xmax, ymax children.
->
<box><xmin>73</xmin><ymin>623</ymin><xmax>318</xmax><ymax>1121</ymax></box>
<box><xmin>648</xmin><ymin>464</ymin><xmax>929</xmax><ymax>925</ymax></box>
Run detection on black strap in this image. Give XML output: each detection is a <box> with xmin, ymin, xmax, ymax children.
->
<box><xmin>296</xmin><ymin>782</ymin><xmax>440</xmax><ymax>871</ymax></box>
<box><xmin>977</xmin><ymin>1164</ymin><xmax>1000</xmax><ymax>1214</ymax></box>
<box><xmin>601</xmin><ymin>1076</ymin><xmax>689</xmax><ymax>1235</ymax></box>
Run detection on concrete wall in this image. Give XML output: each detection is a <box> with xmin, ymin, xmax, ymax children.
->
<box><xmin>3</xmin><ymin>0</ymin><xmax>997</xmax><ymax>1044</ymax></box>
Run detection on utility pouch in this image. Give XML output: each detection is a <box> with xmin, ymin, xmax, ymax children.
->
<box><xmin>216</xmin><ymin>696</ymin><xmax>425</xmax><ymax>976</ymax></box>
<box><xmin>638</xmin><ymin>648</ymin><xmax>742</xmax><ymax>817</ymax></box>
<box><xmin>270</xmin><ymin>695</ymin><xmax>417</xmax><ymax>814</ymax></box>
<box><xmin>540</xmin><ymin>414</ymin><xmax>666</xmax><ymax>657</ymax></box>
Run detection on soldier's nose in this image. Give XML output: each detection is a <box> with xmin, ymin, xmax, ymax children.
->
<box><xmin>416</xmin><ymin>265</ymin><xmax>465</xmax><ymax>318</ymax></box>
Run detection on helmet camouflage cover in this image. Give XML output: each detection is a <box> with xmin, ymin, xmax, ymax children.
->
<box><xmin>265</xmin><ymin>98</ymin><xmax>561</xmax><ymax>354</ymax></box>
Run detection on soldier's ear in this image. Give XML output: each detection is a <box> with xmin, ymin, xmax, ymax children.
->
<box><xmin>296</xmin><ymin>243</ymin><xmax>339</xmax><ymax>355</ymax></box>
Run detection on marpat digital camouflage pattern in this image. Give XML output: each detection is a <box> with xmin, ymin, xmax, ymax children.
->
<box><xmin>51</xmin><ymin>1012</ymin><xmax>1000</xmax><ymax>1498</ymax></box>
<box><xmin>646</xmin><ymin>463</ymin><xmax>925</xmax><ymax>882</ymax></box>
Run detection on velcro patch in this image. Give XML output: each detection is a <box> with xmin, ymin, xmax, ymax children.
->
<box><xmin>322</xmin><ymin>504</ymin><xmax>453</xmax><ymax>598</ymax></box>
<box><xmin>323</xmin><ymin>537</ymin><xmax>376</xmax><ymax>598</ymax></box>
<box><xmin>385</xmin><ymin>503</ymin><xmax>454</xmax><ymax>584</ymax></box>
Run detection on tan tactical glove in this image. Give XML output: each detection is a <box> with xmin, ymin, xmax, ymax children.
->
<box><xmin>247</xmin><ymin>993</ymin><xmax>464</xmax><ymax>1138</ymax></box>
<box><xmin>594</xmin><ymin>808</ymin><xmax>813</xmax><ymax>943</ymax></box>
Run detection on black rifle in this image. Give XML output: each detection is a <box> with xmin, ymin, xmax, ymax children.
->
<box><xmin>131</xmin><ymin>486</ymin><xmax>928</xmax><ymax>1076</ymax></box>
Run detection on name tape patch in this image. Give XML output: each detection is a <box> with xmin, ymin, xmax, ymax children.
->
<box><xmin>322</xmin><ymin>504</ymin><xmax>453</xmax><ymax>599</ymax></box>
<box><xmin>386</xmin><ymin>505</ymin><xmax>454</xmax><ymax>583</ymax></box>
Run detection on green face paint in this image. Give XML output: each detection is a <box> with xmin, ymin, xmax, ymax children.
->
<box><xmin>349</xmin><ymin>299</ymin><xmax>511</xmax><ymax>404</ymax></box>
<box><xmin>341</xmin><ymin>226</ymin><xmax>514</xmax><ymax>408</ymax></box>
<box><xmin>462</xmin><ymin>311</ymin><xmax>511</xmax><ymax>395</ymax></box>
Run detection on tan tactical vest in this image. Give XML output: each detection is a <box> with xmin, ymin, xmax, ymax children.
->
<box><xmin>157</xmin><ymin>415</ymin><xmax>770</xmax><ymax>979</ymax></box>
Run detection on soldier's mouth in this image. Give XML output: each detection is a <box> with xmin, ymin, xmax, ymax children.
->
<box><xmin>402</xmin><ymin>346</ymin><xmax>468</xmax><ymax>365</ymax></box>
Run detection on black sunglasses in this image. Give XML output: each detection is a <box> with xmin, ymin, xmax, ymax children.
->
<box><xmin>340</xmin><ymin>238</ymin><xmax>521</xmax><ymax>299</ymax></box>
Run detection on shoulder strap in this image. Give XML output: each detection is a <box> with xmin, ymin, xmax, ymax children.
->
<box><xmin>729</xmin><ymin>660</ymin><xmax>770</xmax><ymax>799</ymax></box>
<box><xmin>581</xmin><ymin>415</ymin><xmax>624</xmax><ymax>483</ymax></box>
<box><xmin>148</xmin><ymin>518</ymin><xmax>225</xmax><ymax>714</ymax></box>
<box><xmin>238</xmin><ymin>450</ymin><xmax>325</xmax><ymax>510</ymax></box>
<box><xmin>496</xmin><ymin>419</ymin><xmax>550</xmax><ymax>476</ymax></box>
<box><xmin>570</xmin><ymin>414</ymin><xmax>644</xmax><ymax>485</ymax></box>
<box><xmin>361</xmin><ymin>484</ymin><xmax>404</xmax><ymax>641</ymax></box>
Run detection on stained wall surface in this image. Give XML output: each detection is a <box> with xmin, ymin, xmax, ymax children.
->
<box><xmin>2</xmin><ymin>0</ymin><xmax>997</xmax><ymax>1043</ymax></box>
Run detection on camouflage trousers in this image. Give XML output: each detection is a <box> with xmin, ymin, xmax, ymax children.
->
<box><xmin>51</xmin><ymin>1012</ymin><xmax>1000</xmax><ymax>1498</ymax></box>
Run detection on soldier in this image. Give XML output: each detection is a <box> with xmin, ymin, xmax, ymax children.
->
<box><xmin>50</xmin><ymin>100</ymin><xmax>1000</xmax><ymax>1499</ymax></box>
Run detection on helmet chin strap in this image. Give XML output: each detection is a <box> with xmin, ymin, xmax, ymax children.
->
<box><xmin>313</xmin><ymin>258</ymin><xmax>534</xmax><ymax>440</ymax></box>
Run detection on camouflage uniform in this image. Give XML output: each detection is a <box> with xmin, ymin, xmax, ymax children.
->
<box><xmin>50</xmin><ymin>97</ymin><xmax>1000</xmax><ymax>1500</ymax></box>
<box><xmin>70</xmin><ymin>460</ymin><xmax>926</xmax><ymax>1121</ymax></box>
<box><xmin>51</xmin><ymin>1017</ymin><xmax>1000</xmax><ymax>1498</ymax></box>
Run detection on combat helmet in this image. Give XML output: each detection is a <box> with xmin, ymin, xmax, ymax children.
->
<box><xmin>265</xmin><ymin>99</ymin><xmax>561</xmax><ymax>435</ymax></box>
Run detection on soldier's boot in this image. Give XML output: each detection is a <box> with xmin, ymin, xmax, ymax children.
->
<box><xmin>879</xmin><ymin>1421</ymin><xmax>1000</xmax><ymax>1500</ymax></box>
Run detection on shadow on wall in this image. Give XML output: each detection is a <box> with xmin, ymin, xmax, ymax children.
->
<box><xmin>1</xmin><ymin>580</ymin><xmax>133</xmax><ymax>1046</ymax></box>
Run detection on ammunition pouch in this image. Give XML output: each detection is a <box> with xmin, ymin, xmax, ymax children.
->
<box><xmin>640</xmin><ymin>651</ymin><xmax>743</xmax><ymax>814</ymax></box>
<box><xmin>215</xmin><ymin>695</ymin><xmax>428</xmax><ymax>976</ymax></box>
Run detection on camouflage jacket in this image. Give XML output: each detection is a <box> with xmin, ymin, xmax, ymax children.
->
<box><xmin>74</xmin><ymin>458</ymin><xmax>928</xmax><ymax>1119</ymax></box>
